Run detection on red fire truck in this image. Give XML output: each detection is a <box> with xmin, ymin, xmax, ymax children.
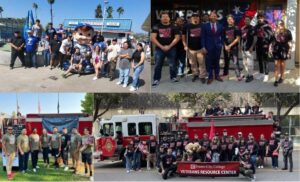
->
<box><xmin>95</xmin><ymin>114</ymin><xmax>274</xmax><ymax>163</ymax></box>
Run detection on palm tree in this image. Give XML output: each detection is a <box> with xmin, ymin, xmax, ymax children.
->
<box><xmin>95</xmin><ymin>4</ymin><xmax>103</xmax><ymax>18</ymax></box>
<box><xmin>47</xmin><ymin>0</ymin><xmax>55</xmax><ymax>24</ymax></box>
<box><xmin>0</xmin><ymin>6</ymin><xmax>3</xmax><ymax>18</ymax></box>
<box><xmin>32</xmin><ymin>3</ymin><xmax>38</xmax><ymax>19</ymax></box>
<box><xmin>116</xmin><ymin>7</ymin><xmax>124</xmax><ymax>18</ymax></box>
<box><xmin>106</xmin><ymin>6</ymin><xmax>113</xmax><ymax>18</ymax></box>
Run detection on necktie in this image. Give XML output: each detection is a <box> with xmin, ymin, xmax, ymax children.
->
<box><xmin>212</xmin><ymin>23</ymin><xmax>216</xmax><ymax>33</ymax></box>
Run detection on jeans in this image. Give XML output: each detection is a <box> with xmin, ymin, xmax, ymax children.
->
<box><xmin>250</xmin><ymin>154</ymin><xmax>257</xmax><ymax>174</ymax></box>
<box><xmin>62</xmin><ymin>148</ymin><xmax>69</xmax><ymax>165</ymax></box>
<box><xmin>242</xmin><ymin>51</ymin><xmax>254</xmax><ymax>76</ymax></box>
<box><xmin>272</xmin><ymin>155</ymin><xmax>278</xmax><ymax>167</ymax></box>
<box><xmin>283</xmin><ymin>151</ymin><xmax>293</xmax><ymax>170</ymax></box>
<box><xmin>125</xmin><ymin>153</ymin><xmax>133</xmax><ymax>171</ymax></box>
<box><xmin>256</xmin><ymin>46</ymin><xmax>269</xmax><ymax>75</ymax></box>
<box><xmin>42</xmin><ymin>147</ymin><xmax>50</xmax><ymax>164</ymax></box>
<box><xmin>31</xmin><ymin>150</ymin><xmax>39</xmax><ymax>169</ymax></box>
<box><xmin>133</xmin><ymin>151</ymin><xmax>141</xmax><ymax>170</ymax></box>
<box><xmin>223</xmin><ymin>48</ymin><xmax>241</xmax><ymax>77</ymax></box>
<box><xmin>19</xmin><ymin>151</ymin><xmax>30</xmax><ymax>171</ymax></box>
<box><xmin>132</xmin><ymin>64</ymin><xmax>144</xmax><ymax>88</ymax></box>
<box><xmin>118</xmin><ymin>68</ymin><xmax>130</xmax><ymax>85</ymax></box>
<box><xmin>26</xmin><ymin>51</ymin><xmax>37</xmax><ymax>68</ymax></box>
<box><xmin>212</xmin><ymin>152</ymin><xmax>220</xmax><ymax>162</ymax></box>
<box><xmin>153</xmin><ymin>47</ymin><xmax>177</xmax><ymax>81</ymax></box>
<box><xmin>177</xmin><ymin>50</ymin><xmax>186</xmax><ymax>76</ymax></box>
<box><xmin>43</xmin><ymin>49</ymin><xmax>50</xmax><ymax>66</ymax></box>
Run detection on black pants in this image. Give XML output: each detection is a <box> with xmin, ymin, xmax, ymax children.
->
<box><xmin>162</xmin><ymin>164</ymin><xmax>177</xmax><ymax>180</ymax></box>
<box><xmin>10</xmin><ymin>51</ymin><xmax>25</xmax><ymax>68</ymax></box>
<box><xmin>59</xmin><ymin>53</ymin><xmax>67</xmax><ymax>69</ymax></box>
<box><xmin>31</xmin><ymin>150</ymin><xmax>39</xmax><ymax>169</ymax></box>
<box><xmin>42</xmin><ymin>147</ymin><xmax>50</xmax><ymax>164</ymax></box>
<box><xmin>283</xmin><ymin>151</ymin><xmax>293</xmax><ymax>170</ymax></box>
<box><xmin>220</xmin><ymin>151</ymin><xmax>228</xmax><ymax>161</ymax></box>
<box><xmin>223</xmin><ymin>48</ymin><xmax>241</xmax><ymax>77</ymax></box>
<box><xmin>19</xmin><ymin>151</ymin><xmax>29</xmax><ymax>171</ymax></box>
<box><xmin>108</xmin><ymin>61</ymin><xmax>117</xmax><ymax>78</ymax></box>
<box><xmin>61</xmin><ymin>148</ymin><xmax>69</xmax><ymax>165</ymax></box>
<box><xmin>256</xmin><ymin>46</ymin><xmax>269</xmax><ymax>74</ymax></box>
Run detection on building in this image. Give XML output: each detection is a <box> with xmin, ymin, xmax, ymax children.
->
<box><xmin>151</xmin><ymin>0</ymin><xmax>299</xmax><ymax>69</ymax></box>
<box><xmin>63</xmin><ymin>18</ymin><xmax>132</xmax><ymax>42</ymax></box>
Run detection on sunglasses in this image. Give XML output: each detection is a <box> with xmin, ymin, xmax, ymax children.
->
<box><xmin>8</xmin><ymin>128</ymin><xmax>13</xmax><ymax>130</ymax></box>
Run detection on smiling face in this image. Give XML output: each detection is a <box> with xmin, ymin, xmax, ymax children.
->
<box><xmin>73</xmin><ymin>26</ymin><xmax>94</xmax><ymax>45</ymax></box>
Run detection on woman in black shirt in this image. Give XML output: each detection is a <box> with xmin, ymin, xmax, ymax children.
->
<box><xmin>130</xmin><ymin>43</ymin><xmax>145</xmax><ymax>92</ymax></box>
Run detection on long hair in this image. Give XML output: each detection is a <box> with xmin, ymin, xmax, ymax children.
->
<box><xmin>276</xmin><ymin>20</ymin><xmax>286</xmax><ymax>34</ymax></box>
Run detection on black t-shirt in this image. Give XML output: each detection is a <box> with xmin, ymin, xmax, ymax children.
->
<box><xmin>273</xmin><ymin>29</ymin><xmax>292</xmax><ymax>47</ymax></box>
<box><xmin>61</xmin><ymin>134</ymin><xmax>70</xmax><ymax>149</ymax></box>
<box><xmin>46</xmin><ymin>28</ymin><xmax>57</xmax><ymax>40</ymax></box>
<box><xmin>227</xmin><ymin>142</ymin><xmax>237</xmax><ymax>152</ymax></box>
<box><xmin>241</xmin><ymin>25</ymin><xmax>255</xmax><ymax>51</ymax></box>
<box><xmin>206</xmin><ymin>108</ymin><xmax>214</xmax><ymax>115</ymax></box>
<box><xmin>169</xmin><ymin>140</ymin><xmax>176</xmax><ymax>149</ymax></box>
<box><xmin>267</xmin><ymin>138</ymin><xmax>279</xmax><ymax>152</ymax></box>
<box><xmin>162</xmin><ymin>154</ymin><xmax>176</xmax><ymax>168</ymax></box>
<box><xmin>258</xmin><ymin>139</ymin><xmax>267</xmax><ymax>151</ymax></box>
<box><xmin>210</xmin><ymin>143</ymin><xmax>220</xmax><ymax>153</ymax></box>
<box><xmin>246</xmin><ymin>141</ymin><xmax>258</xmax><ymax>155</ymax></box>
<box><xmin>200</xmin><ymin>139</ymin><xmax>210</xmax><ymax>151</ymax></box>
<box><xmin>132</xmin><ymin>50</ymin><xmax>143</xmax><ymax>65</ymax></box>
<box><xmin>134</xmin><ymin>140</ymin><xmax>141</xmax><ymax>152</ymax></box>
<box><xmin>255</xmin><ymin>22</ymin><xmax>273</xmax><ymax>48</ymax></box>
<box><xmin>50</xmin><ymin>39</ymin><xmax>62</xmax><ymax>53</ymax></box>
<box><xmin>183</xmin><ymin>23</ymin><xmax>203</xmax><ymax>50</ymax></box>
<box><xmin>220</xmin><ymin>142</ymin><xmax>228</xmax><ymax>151</ymax></box>
<box><xmin>10</xmin><ymin>36</ymin><xmax>25</xmax><ymax>52</ymax></box>
<box><xmin>147</xmin><ymin>140</ymin><xmax>157</xmax><ymax>154</ymax></box>
<box><xmin>223</xmin><ymin>26</ymin><xmax>241</xmax><ymax>49</ymax></box>
<box><xmin>182</xmin><ymin>139</ymin><xmax>190</xmax><ymax>147</ymax></box>
<box><xmin>175</xmin><ymin>139</ymin><xmax>183</xmax><ymax>151</ymax></box>
<box><xmin>152</xmin><ymin>23</ymin><xmax>179</xmax><ymax>48</ymax></box>
<box><xmin>160</xmin><ymin>141</ymin><xmax>169</xmax><ymax>151</ymax></box>
<box><xmin>92</xmin><ymin>34</ymin><xmax>104</xmax><ymax>44</ymax></box>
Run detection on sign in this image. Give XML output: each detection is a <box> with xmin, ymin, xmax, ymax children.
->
<box><xmin>68</xmin><ymin>21</ymin><xmax>120</xmax><ymax>27</ymax></box>
<box><xmin>106</xmin><ymin>22</ymin><xmax>120</xmax><ymax>27</ymax></box>
<box><xmin>177</xmin><ymin>162</ymin><xmax>240</xmax><ymax>177</ymax></box>
<box><xmin>100</xmin><ymin>137</ymin><xmax>116</xmax><ymax>157</ymax></box>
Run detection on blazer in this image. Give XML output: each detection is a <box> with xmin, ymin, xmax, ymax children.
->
<box><xmin>201</xmin><ymin>22</ymin><xmax>224</xmax><ymax>51</ymax></box>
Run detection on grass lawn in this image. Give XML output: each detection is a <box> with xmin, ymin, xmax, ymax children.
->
<box><xmin>0</xmin><ymin>153</ymin><xmax>90</xmax><ymax>181</ymax></box>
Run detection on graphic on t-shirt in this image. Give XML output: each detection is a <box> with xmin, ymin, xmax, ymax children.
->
<box><xmin>257</xmin><ymin>28</ymin><xmax>264</xmax><ymax>38</ymax></box>
<box><xmin>276</xmin><ymin>33</ymin><xmax>286</xmax><ymax>43</ymax></box>
<box><xmin>242</xmin><ymin>28</ymin><xmax>248</xmax><ymax>39</ymax></box>
<box><xmin>159</xmin><ymin>28</ymin><xmax>172</xmax><ymax>38</ymax></box>
<box><xmin>226</xmin><ymin>29</ymin><xmax>235</xmax><ymax>42</ymax></box>
<box><xmin>190</xmin><ymin>28</ymin><xmax>201</xmax><ymax>37</ymax></box>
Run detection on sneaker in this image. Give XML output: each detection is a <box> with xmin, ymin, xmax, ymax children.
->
<box><xmin>245</xmin><ymin>75</ymin><xmax>254</xmax><ymax>83</ymax></box>
<box><xmin>138</xmin><ymin>169</ymin><xmax>142</xmax><ymax>172</ymax></box>
<box><xmin>263</xmin><ymin>75</ymin><xmax>269</xmax><ymax>82</ymax></box>
<box><xmin>278</xmin><ymin>77</ymin><xmax>284</xmax><ymax>84</ymax></box>
<box><xmin>129</xmin><ymin>86</ymin><xmax>137</xmax><ymax>92</ymax></box>
<box><xmin>90</xmin><ymin>176</ymin><xmax>94</xmax><ymax>181</ymax></box>
<box><xmin>36</xmin><ymin>166</ymin><xmax>40</xmax><ymax>169</ymax></box>
<box><xmin>33</xmin><ymin>168</ymin><xmax>37</xmax><ymax>172</ymax></box>
<box><xmin>152</xmin><ymin>80</ymin><xmax>160</xmax><ymax>87</ymax></box>
<box><xmin>122</xmin><ymin>83</ymin><xmax>127</xmax><ymax>88</ymax></box>
<box><xmin>147</xmin><ymin>167</ymin><xmax>151</xmax><ymax>171</ymax></box>
<box><xmin>126</xmin><ymin>170</ymin><xmax>130</xmax><ymax>173</ymax></box>
<box><xmin>261</xmin><ymin>166</ymin><xmax>264</xmax><ymax>169</ymax></box>
<box><xmin>274</xmin><ymin>81</ymin><xmax>278</xmax><ymax>87</ymax></box>
<box><xmin>237</xmin><ymin>76</ymin><xmax>243</xmax><ymax>81</ymax></box>
<box><xmin>116</xmin><ymin>81</ymin><xmax>122</xmax><ymax>85</ymax></box>
<box><xmin>64</xmin><ymin>166</ymin><xmax>69</xmax><ymax>171</ymax></box>
<box><xmin>7</xmin><ymin>174</ymin><xmax>13</xmax><ymax>180</ymax></box>
<box><xmin>192</xmin><ymin>75</ymin><xmax>198</xmax><ymax>82</ymax></box>
<box><xmin>171</xmin><ymin>78</ymin><xmax>179</xmax><ymax>82</ymax></box>
<box><xmin>258</xmin><ymin>166</ymin><xmax>261</xmax><ymax>169</ymax></box>
<box><xmin>93</xmin><ymin>76</ymin><xmax>98</xmax><ymax>81</ymax></box>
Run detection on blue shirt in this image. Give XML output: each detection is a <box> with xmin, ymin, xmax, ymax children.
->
<box><xmin>25</xmin><ymin>36</ymin><xmax>39</xmax><ymax>53</ymax></box>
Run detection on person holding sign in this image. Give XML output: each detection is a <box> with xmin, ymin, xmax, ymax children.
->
<box><xmin>2</xmin><ymin>127</ymin><xmax>17</xmax><ymax>180</ymax></box>
<box><xmin>17</xmin><ymin>128</ymin><xmax>30</xmax><ymax>173</ymax></box>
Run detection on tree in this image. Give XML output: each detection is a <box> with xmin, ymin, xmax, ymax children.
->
<box><xmin>167</xmin><ymin>93</ymin><xmax>232</xmax><ymax>115</ymax></box>
<box><xmin>106</xmin><ymin>6</ymin><xmax>113</xmax><ymax>18</ymax></box>
<box><xmin>95</xmin><ymin>4</ymin><xmax>103</xmax><ymax>18</ymax></box>
<box><xmin>93</xmin><ymin>93</ymin><xmax>130</xmax><ymax>121</ymax></box>
<box><xmin>47</xmin><ymin>0</ymin><xmax>55</xmax><ymax>24</ymax></box>
<box><xmin>81</xmin><ymin>93</ymin><xmax>94</xmax><ymax>115</ymax></box>
<box><xmin>116</xmin><ymin>7</ymin><xmax>124</xmax><ymax>18</ymax></box>
<box><xmin>252</xmin><ymin>93</ymin><xmax>300</xmax><ymax>122</ymax></box>
<box><xmin>32</xmin><ymin>3</ymin><xmax>38</xmax><ymax>19</ymax></box>
<box><xmin>0</xmin><ymin>6</ymin><xmax>3</xmax><ymax>18</ymax></box>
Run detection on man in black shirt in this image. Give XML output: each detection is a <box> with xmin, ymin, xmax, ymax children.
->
<box><xmin>45</xmin><ymin>23</ymin><xmax>57</xmax><ymax>40</ymax></box>
<box><xmin>182</xmin><ymin>12</ymin><xmax>206</xmax><ymax>83</ymax></box>
<box><xmin>146</xmin><ymin>135</ymin><xmax>157</xmax><ymax>170</ymax></box>
<box><xmin>205</xmin><ymin>105</ymin><xmax>214</xmax><ymax>116</ymax></box>
<box><xmin>9</xmin><ymin>31</ymin><xmax>25</xmax><ymax>69</ymax></box>
<box><xmin>161</xmin><ymin>148</ymin><xmax>177</xmax><ymax>180</ymax></box>
<box><xmin>175</xmin><ymin>17</ymin><xmax>186</xmax><ymax>78</ymax></box>
<box><xmin>223</xmin><ymin>14</ymin><xmax>242</xmax><ymax>80</ymax></box>
<box><xmin>49</xmin><ymin>34</ymin><xmax>62</xmax><ymax>69</ymax></box>
<box><xmin>61</xmin><ymin>128</ymin><xmax>71</xmax><ymax>171</ymax></box>
<box><xmin>241</xmin><ymin>16</ymin><xmax>257</xmax><ymax>82</ymax></box>
<box><xmin>151</xmin><ymin>11</ymin><xmax>180</xmax><ymax>87</ymax></box>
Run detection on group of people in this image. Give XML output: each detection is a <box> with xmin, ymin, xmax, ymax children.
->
<box><xmin>9</xmin><ymin>20</ymin><xmax>146</xmax><ymax>92</ymax></box>
<box><xmin>124</xmin><ymin>130</ymin><xmax>293</xmax><ymax>181</ymax></box>
<box><xmin>1</xmin><ymin>126</ymin><xmax>93</xmax><ymax>181</ymax></box>
<box><xmin>204</xmin><ymin>102</ymin><xmax>262</xmax><ymax>116</ymax></box>
<box><xmin>151</xmin><ymin>11</ymin><xmax>293</xmax><ymax>87</ymax></box>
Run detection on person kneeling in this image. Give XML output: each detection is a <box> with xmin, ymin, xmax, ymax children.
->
<box><xmin>161</xmin><ymin>148</ymin><xmax>177</xmax><ymax>180</ymax></box>
<box><xmin>62</xmin><ymin>47</ymin><xmax>83</xmax><ymax>78</ymax></box>
<box><xmin>240</xmin><ymin>151</ymin><xmax>255</xmax><ymax>182</ymax></box>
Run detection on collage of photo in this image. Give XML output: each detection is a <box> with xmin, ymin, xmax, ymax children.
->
<box><xmin>0</xmin><ymin>0</ymin><xmax>299</xmax><ymax>182</ymax></box>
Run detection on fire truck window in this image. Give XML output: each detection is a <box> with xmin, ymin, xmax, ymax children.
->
<box><xmin>138</xmin><ymin>122</ymin><xmax>152</xmax><ymax>135</ymax></box>
<box><xmin>128</xmin><ymin>123</ymin><xmax>136</xmax><ymax>136</ymax></box>
<box><xmin>103</xmin><ymin>123</ymin><xmax>114</xmax><ymax>136</ymax></box>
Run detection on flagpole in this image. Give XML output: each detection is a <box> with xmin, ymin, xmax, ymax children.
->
<box><xmin>57</xmin><ymin>93</ymin><xmax>60</xmax><ymax>114</ymax></box>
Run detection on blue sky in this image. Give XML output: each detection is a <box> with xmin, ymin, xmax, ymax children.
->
<box><xmin>0</xmin><ymin>93</ymin><xmax>87</xmax><ymax>115</ymax></box>
<box><xmin>0</xmin><ymin>0</ymin><xmax>150</xmax><ymax>33</ymax></box>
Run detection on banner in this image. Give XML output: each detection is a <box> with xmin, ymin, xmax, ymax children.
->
<box><xmin>177</xmin><ymin>162</ymin><xmax>240</xmax><ymax>177</ymax></box>
<box><xmin>42</xmin><ymin>116</ymin><xmax>79</xmax><ymax>133</ymax></box>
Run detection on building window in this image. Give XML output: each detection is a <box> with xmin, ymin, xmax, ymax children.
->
<box><xmin>128</xmin><ymin>123</ymin><xmax>136</xmax><ymax>136</ymax></box>
<box><xmin>138</xmin><ymin>122</ymin><xmax>153</xmax><ymax>135</ymax></box>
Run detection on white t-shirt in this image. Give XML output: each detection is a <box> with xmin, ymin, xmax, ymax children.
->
<box><xmin>107</xmin><ymin>44</ymin><xmax>120</xmax><ymax>62</ymax></box>
<box><xmin>59</xmin><ymin>39</ymin><xmax>72</xmax><ymax>54</ymax></box>
<box><xmin>32</xmin><ymin>24</ymin><xmax>42</xmax><ymax>38</ymax></box>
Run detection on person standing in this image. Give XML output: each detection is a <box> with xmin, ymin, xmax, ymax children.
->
<box><xmin>50</xmin><ymin>127</ymin><xmax>61</xmax><ymax>169</ymax></box>
<box><xmin>59</xmin><ymin>34</ymin><xmax>73</xmax><ymax>70</ymax></box>
<box><xmin>182</xmin><ymin>12</ymin><xmax>206</xmax><ymax>83</ymax></box>
<box><xmin>61</xmin><ymin>128</ymin><xmax>71</xmax><ymax>171</ymax></box>
<box><xmin>56</xmin><ymin>24</ymin><xmax>66</xmax><ymax>41</ymax></box>
<box><xmin>49</xmin><ymin>34</ymin><xmax>62</xmax><ymax>69</ymax></box>
<box><xmin>175</xmin><ymin>17</ymin><xmax>186</xmax><ymax>78</ymax></box>
<box><xmin>254</xmin><ymin>13</ymin><xmax>273</xmax><ymax>82</ymax></box>
<box><xmin>125</xmin><ymin>140</ymin><xmax>134</xmax><ymax>173</ymax></box>
<box><xmin>130</xmin><ymin>42</ymin><xmax>145</xmax><ymax>92</ymax></box>
<box><xmin>32</xmin><ymin>19</ymin><xmax>43</xmax><ymax>40</ymax></box>
<box><xmin>70</xmin><ymin>128</ymin><xmax>81</xmax><ymax>174</ymax></box>
<box><xmin>133</xmin><ymin>136</ymin><xmax>142</xmax><ymax>171</ymax></box>
<box><xmin>29</xmin><ymin>128</ymin><xmax>40</xmax><ymax>172</ymax></box>
<box><xmin>25</xmin><ymin>30</ymin><xmax>39</xmax><ymax>68</ymax></box>
<box><xmin>40</xmin><ymin>35</ymin><xmax>51</xmax><ymax>67</ymax></box>
<box><xmin>92</xmin><ymin>45</ymin><xmax>103</xmax><ymax>80</ymax></box>
<box><xmin>281</xmin><ymin>133</ymin><xmax>293</xmax><ymax>172</ymax></box>
<box><xmin>107</xmin><ymin>38</ymin><xmax>121</xmax><ymax>81</ymax></box>
<box><xmin>17</xmin><ymin>128</ymin><xmax>30</xmax><ymax>173</ymax></box>
<box><xmin>45</xmin><ymin>23</ymin><xmax>57</xmax><ymax>40</ymax></box>
<box><xmin>257</xmin><ymin>134</ymin><xmax>267</xmax><ymax>168</ymax></box>
<box><xmin>80</xmin><ymin>128</ymin><xmax>94</xmax><ymax>181</ymax></box>
<box><xmin>241</xmin><ymin>16</ymin><xmax>257</xmax><ymax>83</ymax></box>
<box><xmin>271</xmin><ymin>20</ymin><xmax>293</xmax><ymax>87</ymax></box>
<box><xmin>151</xmin><ymin>11</ymin><xmax>180</xmax><ymax>87</ymax></box>
<box><xmin>266</xmin><ymin>133</ymin><xmax>280</xmax><ymax>169</ymax></box>
<box><xmin>2</xmin><ymin>127</ymin><xmax>17</xmax><ymax>180</ymax></box>
<box><xmin>40</xmin><ymin>128</ymin><xmax>51</xmax><ymax>168</ymax></box>
<box><xmin>223</xmin><ymin>14</ymin><xmax>242</xmax><ymax>81</ymax></box>
<box><xmin>9</xmin><ymin>31</ymin><xmax>25</xmax><ymax>69</ymax></box>
<box><xmin>116</xmin><ymin>41</ymin><xmax>133</xmax><ymax>88</ymax></box>
<box><xmin>202</xmin><ymin>11</ymin><xmax>224</xmax><ymax>84</ymax></box>
<box><xmin>246</xmin><ymin>136</ymin><xmax>258</xmax><ymax>176</ymax></box>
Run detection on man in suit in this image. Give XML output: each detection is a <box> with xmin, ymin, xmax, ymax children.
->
<box><xmin>201</xmin><ymin>11</ymin><xmax>224</xmax><ymax>84</ymax></box>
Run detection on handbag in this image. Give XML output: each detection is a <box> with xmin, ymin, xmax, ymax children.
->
<box><xmin>272</xmin><ymin>150</ymin><xmax>279</xmax><ymax>156</ymax></box>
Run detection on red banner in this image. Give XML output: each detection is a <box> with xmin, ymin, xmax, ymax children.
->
<box><xmin>177</xmin><ymin>162</ymin><xmax>240</xmax><ymax>177</ymax></box>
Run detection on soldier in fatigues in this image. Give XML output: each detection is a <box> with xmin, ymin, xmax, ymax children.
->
<box><xmin>281</xmin><ymin>133</ymin><xmax>293</xmax><ymax>172</ymax></box>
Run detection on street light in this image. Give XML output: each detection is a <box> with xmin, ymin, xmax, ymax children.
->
<box><xmin>101</xmin><ymin>0</ymin><xmax>109</xmax><ymax>36</ymax></box>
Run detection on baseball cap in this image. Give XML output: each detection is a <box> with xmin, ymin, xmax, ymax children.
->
<box><xmin>75</xmin><ymin>23</ymin><xmax>94</xmax><ymax>31</ymax></box>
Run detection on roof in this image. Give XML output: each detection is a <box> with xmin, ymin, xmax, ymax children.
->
<box><xmin>63</xmin><ymin>18</ymin><xmax>132</xmax><ymax>32</ymax></box>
